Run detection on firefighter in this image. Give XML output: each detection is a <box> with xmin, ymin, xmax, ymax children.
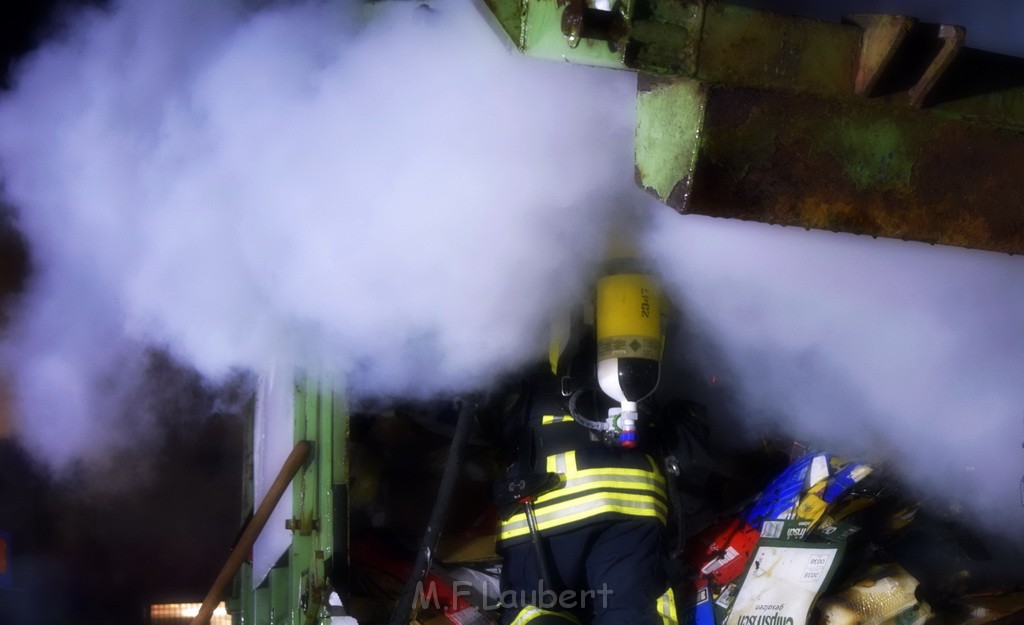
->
<box><xmin>489</xmin><ymin>330</ymin><xmax>680</xmax><ymax>625</ymax></box>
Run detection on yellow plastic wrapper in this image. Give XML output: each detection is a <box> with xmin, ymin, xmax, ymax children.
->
<box><xmin>817</xmin><ymin>563</ymin><xmax>931</xmax><ymax>625</ymax></box>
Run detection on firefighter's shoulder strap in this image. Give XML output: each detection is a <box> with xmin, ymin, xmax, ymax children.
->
<box><xmin>654</xmin><ymin>399</ymin><xmax>713</xmax><ymax>492</ymax></box>
<box><xmin>648</xmin><ymin>399</ymin><xmax>714</xmax><ymax>563</ymax></box>
<box><xmin>492</xmin><ymin>367</ymin><xmax>561</xmax><ymax>487</ymax></box>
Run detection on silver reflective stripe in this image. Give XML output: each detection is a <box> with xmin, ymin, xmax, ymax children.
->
<box><xmin>532</xmin><ymin>493</ymin><xmax>667</xmax><ymax>524</ymax></box>
<box><xmin>659</xmin><ymin>588</ymin><xmax>678</xmax><ymax>625</ymax></box>
<box><xmin>546</xmin><ymin>451</ymin><xmax>573</xmax><ymax>474</ymax></box>
<box><xmin>510</xmin><ymin>606</ymin><xmax>540</xmax><ymax>625</ymax></box>
<box><xmin>562</xmin><ymin>471</ymin><xmax>663</xmax><ymax>490</ymax></box>
<box><xmin>500</xmin><ymin>492</ymin><xmax>667</xmax><ymax>536</ymax></box>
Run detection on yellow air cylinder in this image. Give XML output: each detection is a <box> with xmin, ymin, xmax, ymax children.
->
<box><xmin>595</xmin><ymin>259</ymin><xmax>663</xmax><ymax>447</ymax></box>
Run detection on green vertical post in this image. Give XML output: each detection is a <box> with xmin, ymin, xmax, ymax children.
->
<box><xmin>286</xmin><ymin>377</ymin><xmax>347</xmax><ymax>625</ymax></box>
<box><xmin>253</xmin><ymin>583</ymin><xmax>271</xmax><ymax>625</ymax></box>
<box><xmin>270</xmin><ymin>566</ymin><xmax>291</xmax><ymax>625</ymax></box>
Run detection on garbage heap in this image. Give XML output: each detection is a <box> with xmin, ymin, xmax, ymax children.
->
<box><xmin>678</xmin><ymin>448</ymin><xmax>1024</xmax><ymax>625</ymax></box>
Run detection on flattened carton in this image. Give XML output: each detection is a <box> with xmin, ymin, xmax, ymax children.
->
<box><xmin>724</xmin><ymin>539</ymin><xmax>843</xmax><ymax>625</ymax></box>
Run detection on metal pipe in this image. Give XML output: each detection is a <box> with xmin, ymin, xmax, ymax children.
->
<box><xmin>191</xmin><ymin>440</ymin><xmax>312</xmax><ymax>625</ymax></box>
<box><xmin>522</xmin><ymin>498</ymin><xmax>554</xmax><ymax>590</ymax></box>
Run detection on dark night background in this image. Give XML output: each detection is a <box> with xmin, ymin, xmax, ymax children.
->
<box><xmin>2</xmin><ymin>7</ymin><xmax>245</xmax><ymax>625</ymax></box>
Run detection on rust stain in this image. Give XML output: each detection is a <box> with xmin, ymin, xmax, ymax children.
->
<box><xmin>684</xmin><ymin>85</ymin><xmax>1024</xmax><ymax>253</ymax></box>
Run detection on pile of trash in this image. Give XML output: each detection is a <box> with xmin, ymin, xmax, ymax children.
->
<box><xmin>678</xmin><ymin>447</ymin><xmax>1024</xmax><ymax>625</ymax></box>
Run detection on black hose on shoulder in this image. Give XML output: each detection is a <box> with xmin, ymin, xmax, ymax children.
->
<box><xmin>567</xmin><ymin>387</ymin><xmax>610</xmax><ymax>432</ymax></box>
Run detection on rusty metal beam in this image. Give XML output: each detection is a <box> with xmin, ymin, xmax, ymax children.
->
<box><xmin>483</xmin><ymin>0</ymin><xmax>1024</xmax><ymax>130</ymax></box>
<box><xmin>639</xmin><ymin>75</ymin><xmax>1024</xmax><ymax>253</ymax></box>
<box><xmin>694</xmin><ymin>2</ymin><xmax>860</xmax><ymax>97</ymax></box>
<box><xmin>482</xmin><ymin>0</ymin><xmax>1024</xmax><ymax>252</ymax></box>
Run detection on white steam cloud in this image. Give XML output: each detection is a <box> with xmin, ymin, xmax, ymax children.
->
<box><xmin>1</xmin><ymin>0</ymin><xmax>1022</xmax><ymax>551</ymax></box>
<box><xmin>645</xmin><ymin>215</ymin><xmax>1024</xmax><ymax>544</ymax></box>
<box><xmin>647</xmin><ymin>0</ymin><xmax>1024</xmax><ymax>545</ymax></box>
<box><xmin>0</xmin><ymin>0</ymin><xmax>640</xmax><ymax>467</ymax></box>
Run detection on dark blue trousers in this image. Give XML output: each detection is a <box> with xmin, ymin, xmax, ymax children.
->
<box><xmin>500</xmin><ymin>519</ymin><xmax>666</xmax><ymax>625</ymax></box>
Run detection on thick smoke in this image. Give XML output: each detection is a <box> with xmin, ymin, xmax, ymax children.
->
<box><xmin>650</xmin><ymin>0</ymin><xmax>1024</xmax><ymax>545</ymax></box>
<box><xmin>0</xmin><ymin>0</ymin><xmax>640</xmax><ymax>468</ymax></box>
<box><xmin>645</xmin><ymin>214</ymin><xmax>1024</xmax><ymax>544</ymax></box>
<box><xmin>2</xmin><ymin>0</ymin><xmax>1022</xmax><ymax>551</ymax></box>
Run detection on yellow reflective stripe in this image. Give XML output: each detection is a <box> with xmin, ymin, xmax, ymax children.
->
<box><xmin>659</xmin><ymin>588</ymin><xmax>678</xmax><ymax>625</ymax></box>
<box><xmin>545</xmin><ymin>450</ymin><xmax>578</xmax><ymax>475</ymax></box>
<box><xmin>531</xmin><ymin>464</ymin><xmax>666</xmax><ymax>505</ymax></box>
<box><xmin>560</xmin><ymin>457</ymin><xmax>666</xmax><ymax>483</ymax></box>
<box><xmin>499</xmin><ymin>492</ymin><xmax>668</xmax><ymax>540</ymax></box>
<box><xmin>503</xmin><ymin>474</ymin><xmax>667</xmax><ymax>534</ymax></box>
<box><xmin>501</xmin><ymin>502</ymin><xmax>666</xmax><ymax>540</ymax></box>
<box><xmin>539</xmin><ymin>475</ymin><xmax>667</xmax><ymax>504</ymax></box>
<box><xmin>510</xmin><ymin>605</ymin><xmax>581</xmax><ymax>625</ymax></box>
<box><xmin>531</xmin><ymin>491</ymin><xmax>668</xmax><ymax>525</ymax></box>
<box><xmin>541</xmin><ymin>414</ymin><xmax>575</xmax><ymax>425</ymax></box>
<box><xmin>567</xmin><ymin>464</ymin><xmax>665</xmax><ymax>484</ymax></box>
<box><xmin>505</xmin><ymin>455</ymin><xmax>668</xmax><ymax>541</ymax></box>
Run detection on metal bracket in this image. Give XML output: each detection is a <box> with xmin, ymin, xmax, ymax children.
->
<box><xmin>561</xmin><ymin>0</ymin><xmax>629</xmax><ymax>50</ymax></box>
<box><xmin>908</xmin><ymin>24</ymin><xmax>966</xmax><ymax>108</ymax></box>
<box><xmin>845</xmin><ymin>13</ymin><xmax>916</xmax><ymax>97</ymax></box>
<box><xmin>285</xmin><ymin>518</ymin><xmax>319</xmax><ymax>535</ymax></box>
<box><xmin>846</xmin><ymin>14</ymin><xmax>966</xmax><ymax>108</ymax></box>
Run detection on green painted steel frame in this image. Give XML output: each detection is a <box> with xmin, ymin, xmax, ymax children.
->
<box><xmin>483</xmin><ymin>0</ymin><xmax>1024</xmax><ymax>253</ymax></box>
<box><xmin>231</xmin><ymin>378</ymin><xmax>349</xmax><ymax>625</ymax></box>
<box><xmin>480</xmin><ymin>0</ymin><xmax>633</xmax><ymax>68</ymax></box>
